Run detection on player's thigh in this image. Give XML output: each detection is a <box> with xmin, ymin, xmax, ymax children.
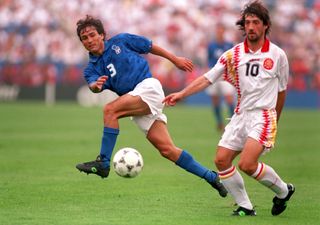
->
<box><xmin>128</xmin><ymin>78</ymin><xmax>165</xmax><ymax>116</ymax></box>
<box><xmin>239</xmin><ymin>137</ymin><xmax>264</xmax><ymax>167</ymax></box>
<box><xmin>147</xmin><ymin>120</ymin><xmax>180</xmax><ymax>161</ymax></box>
<box><xmin>147</xmin><ymin>120</ymin><xmax>175</xmax><ymax>149</ymax></box>
<box><xmin>107</xmin><ymin>94</ymin><xmax>151</xmax><ymax>117</ymax></box>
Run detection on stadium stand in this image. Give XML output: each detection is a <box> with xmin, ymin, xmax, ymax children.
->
<box><xmin>0</xmin><ymin>0</ymin><xmax>319</xmax><ymax>105</ymax></box>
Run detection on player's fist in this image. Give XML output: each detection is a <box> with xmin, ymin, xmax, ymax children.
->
<box><xmin>90</xmin><ymin>75</ymin><xmax>108</xmax><ymax>93</ymax></box>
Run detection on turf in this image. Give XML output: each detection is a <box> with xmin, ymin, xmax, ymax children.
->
<box><xmin>0</xmin><ymin>102</ymin><xmax>319</xmax><ymax>225</ymax></box>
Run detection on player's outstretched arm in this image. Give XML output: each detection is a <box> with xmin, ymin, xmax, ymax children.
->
<box><xmin>89</xmin><ymin>75</ymin><xmax>108</xmax><ymax>93</ymax></box>
<box><xmin>163</xmin><ymin>75</ymin><xmax>212</xmax><ymax>106</ymax></box>
<box><xmin>150</xmin><ymin>44</ymin><xmax>193</xmax><ymax>72</ymax></box>
<box><xmin>163</xmin><ymin>92</ymin><xmax>183</xmax><ymax>106</ymax></box>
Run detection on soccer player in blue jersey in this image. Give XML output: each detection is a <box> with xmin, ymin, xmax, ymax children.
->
<box><xmin>75</xmin><ymin>15</ymin><xmax>227</xmax><ymax>197</ymax></box>
<box><xmin>205</xmin><ymin>23</ymin><xmax>235</xmax><ymax>131</ymax></box>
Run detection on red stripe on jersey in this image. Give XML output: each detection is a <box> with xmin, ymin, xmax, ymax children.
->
<box><xmin>219</xmin><ymin>57</ymin><xmax>227</xmax><ymax>65</ymax></box>
<box><xmin>221</xmin><ymin>45</ymin><xmax>241</xmax><ymax>114</ymax></box>
<box><xmin>234</xmin><ymin>45</ymin><xmax>241</xmax><ymax>114</ymax></box>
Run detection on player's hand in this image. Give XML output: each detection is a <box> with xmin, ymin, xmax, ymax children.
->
<box><xmin>90</xmin><ymin>75</ymin><xmax>108</xmax><ymax>93</ymax></box>
<box><xmin>162</xmin><ymin>92</ymin><xmax>183</xmax><ymax>106</ymax></box>
<box><xmin>96</xmin><ymin>75</ymin><xmax>108</xmax><ymax>90</ymax></box>
<box><xmin>174</xmin><ymin>57</ymin><xmax>193</xmax><ymax>72</ymax></box>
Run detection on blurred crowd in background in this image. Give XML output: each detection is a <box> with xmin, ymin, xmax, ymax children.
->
<box><xmin>0</xmin><ymin>0</ymin><xmax>319</xmax><ymax>93</ymax></box>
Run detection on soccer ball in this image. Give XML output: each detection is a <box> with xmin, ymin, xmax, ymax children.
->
<box><xmin>112</xmin><ymin>147</ymin><xmax>144</xmax><ymax>178</ymax></box>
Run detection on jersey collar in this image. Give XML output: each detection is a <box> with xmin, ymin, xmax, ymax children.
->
<box><xmin>88</xmin><ymin>53</ymin><xmax>99</xmax><ymax>63</ymax></box>
<box><xmin>244</xmin><ymin>38</ymin><xmax>270</xmax><ymax>53</ymax></box>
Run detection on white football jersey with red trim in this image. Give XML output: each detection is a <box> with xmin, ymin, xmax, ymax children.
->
<box><xmin>204</xmin><ymin>39</ymin><xmax>289</xmax><ymax>114</ymax></box>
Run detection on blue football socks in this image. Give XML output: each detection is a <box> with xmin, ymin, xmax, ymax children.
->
<box><xmin>99</xmin><ymin>127</ymin><xmax>119</xmax><ymax>168</ymax></box>
<box><xmin>175</xmin><ymin>150</ymin><xmax>217</xmax><ymax>183</ymax></box>
<box><xmin>214</xmin><ymin>105</ymin><xmax>223</xmax><ymax>125</ymax></box>
<box><xmin>228</xmin><ymin>103</ymin><xmax>235</xmax><ymax>117</ymax></box>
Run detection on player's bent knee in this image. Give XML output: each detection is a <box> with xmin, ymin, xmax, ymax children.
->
<box><xmin>238</xmin><ymin>161</ymin><xmax>256</xmax><ymax>175</ymax></box>
<box><xmin>103</xmin><ymin>104</ymin><xmax>114</xmax><ymax>115</ymax></box>
<box><xmin>103</xmin><ymin>104</ymin><xmax>118</xmax><ymax>120</ymax></box>
<box><xmin>214</xmin><ymin>157</ymin><xmax>231</xmax><ymax>171</ymax></box>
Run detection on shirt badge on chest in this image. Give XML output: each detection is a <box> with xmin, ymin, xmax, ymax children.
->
<box><xmin>112</xmin><ymin>45</ymin><xmax>121</xmax><ymax>54</ymax></box>
<box><xmin>263</xmin><ymin>58</ymin><xmax>274</xmax><ymax>70</ymax></box>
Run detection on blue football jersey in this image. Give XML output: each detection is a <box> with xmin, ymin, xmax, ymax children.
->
<box><xmin>84</xmin><ymin>33</ymin><xmax>153</xmax><ymax>96</ymax></box>
<box><xmin>207</xmin><ymin>41</ymin><xmax>233</xmax><ymax>68</ymax></box>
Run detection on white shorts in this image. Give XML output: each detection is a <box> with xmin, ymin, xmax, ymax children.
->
<box><xmin>218</xmin><ymin>109</ymin><xmax>277</xmax><ymax>151</ymax></box>
<box><xmin>205</xmin><ymin>80</ymin><xmax>235</xmax><ymax>96</ymax></box>
<box><xmin>128</xmin><ymin>78</ymin><xmax>167</xmax><ymax>135</ymax></box>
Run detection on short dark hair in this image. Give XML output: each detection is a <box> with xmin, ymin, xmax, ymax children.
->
<box><xmin>236</xmin><ymin>0</ymin><xmax>271</xmax><ymax>36</ymax></box>
<box><xmin>76</xmin><ymin>15</ymin><xmax>106</xmax><ymax>41</ymax></box>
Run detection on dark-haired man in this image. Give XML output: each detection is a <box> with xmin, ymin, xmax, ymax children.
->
<box><xmin>75</xmin><ymin>15</ymin><xmax>227</xmax><ymax>198</ymax></box>
<box><xmin>164</xmin><ymin>1</ymin><xmax>294</xmax><ymax>216</ymax></box>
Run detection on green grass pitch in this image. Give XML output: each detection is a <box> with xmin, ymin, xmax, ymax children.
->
<box><xmin>0</xmin><ymin>102</ymin><xmax>319</xmax><ymax>225</ymax></box>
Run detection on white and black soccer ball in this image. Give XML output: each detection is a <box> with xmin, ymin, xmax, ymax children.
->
<box><xmin>113</xmin><ymin>147</ymin><xmax>144</xmax><ymax>178</ymax></box>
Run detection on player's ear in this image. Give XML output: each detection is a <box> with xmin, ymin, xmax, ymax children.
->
<box><xmin>99</xmin><ymin>33</ymin><xmax>105</xmax><ymax>41</ymax></box>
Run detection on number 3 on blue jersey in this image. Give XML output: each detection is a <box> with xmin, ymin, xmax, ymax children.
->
<box><xmin>107</xmin><ymin>63</ymin><xmax>117</xmax><ymax>77</ymax></box>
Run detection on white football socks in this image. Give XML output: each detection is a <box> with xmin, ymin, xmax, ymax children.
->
<box><xmin>219</xmin><ymin>166</ymin><xmax>253</xmax><ymax>210</ymax></box>
<box><xmin>251</xmin><ymin>162</ymin><xmax>288</xmax><ymax>198</ymax></box>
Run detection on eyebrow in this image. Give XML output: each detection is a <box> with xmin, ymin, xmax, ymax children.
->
<box><xmin>81</xmin><ymin>30</ymin><xmax>95</xmax><ymax>36</ymax></box>
<box><xmin>245</xmin><ymin>18</ymin><xmax>261</xmax><ymax>22</ymax></box>
<box><xmin>245</xmin><ymin>15</ymin><xmax>260</xmax><ymax>20</ymax></box>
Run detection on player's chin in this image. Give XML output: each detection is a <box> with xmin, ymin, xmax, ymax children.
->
<box><xmin>89</xmin><ymin>47</ymin><xmax>100</xmax><ymax>54</ymax></box>
<box><xmin>247</xmin><ymin>34</ymin><xmax>259</xmax><ymax>42</ymax></box>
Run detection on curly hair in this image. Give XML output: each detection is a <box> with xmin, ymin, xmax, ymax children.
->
<box><xmin>236</xmin><ymin>0</ymin><xmax>271</xmax><ymax>36</ymax></box>
<box><xmin>76</xmin><ymin>15</ymin><xmax>106</xmax><ymax>41</ymax></box>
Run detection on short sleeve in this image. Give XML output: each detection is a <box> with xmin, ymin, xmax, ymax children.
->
<box><xmin>278</xmin><ymin>50</ymin><xmax>289</xmax><ymax>92</ymax></box>
<box><xmin>122</xmin><ymin>33</ymin><xmax>152</xmax><ymax>54</ymax></box>
<box><xmin>204</xmin><ymin>54</ymin><xmax>226</xmax><ymax>84</ymax></box>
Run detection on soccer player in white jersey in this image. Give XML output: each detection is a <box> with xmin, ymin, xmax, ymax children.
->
<box><xmin>163</xmin><ymin>1</ymin><xmax>294</xmax><ymax>216</ymax></box>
